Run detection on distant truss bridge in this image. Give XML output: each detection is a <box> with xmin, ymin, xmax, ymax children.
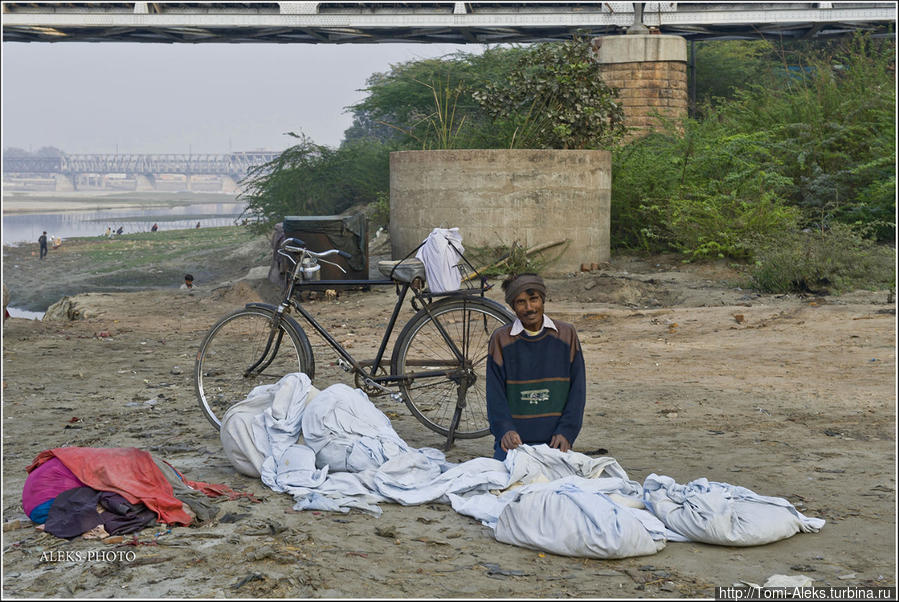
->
<box><xmin>3</xmin><ymin>151</ymin><xmax>279</xmax><ymax>179</ymax></box>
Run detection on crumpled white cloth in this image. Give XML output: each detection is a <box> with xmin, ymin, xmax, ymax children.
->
<box><xmin>504</xmin><ymin>444</ymin><xmax>643</xmax><ymax>497</ymax></box>
<box><xmin>642</xmin><ymin>474</ymin><xmax>826</xmax><ymax>546</ymax></box>
<box><xmin>220</xmin><ymin>372</ymin><xmax>319</xmax><ymax>478</ymax></box>
<box><xmin>227</xmin><ymin>373</ymin><xmax>825</xmax><ymax>556</ymax></box>
<box><xmin>301</xmin><ymin>383</ymin><xmax>415</xmax><ymax>472</ymax></box>
<box><xmin>493</xmin><ymin>476</ymin><xmax>668</xmax><ymax>559</ymax></box>
<box><xmin>415</xmin><ymin>227</ymin><xmax>464</xmax><ymax>293</ymax></box>
<box><xmin>255</xmin><ymin>373</ymin><xmax>329</xmax><ymax>493</ymax></box>
<box><xmin>449</xmin><ymin>447</ymin><xmax>645</xmax><ymax>529</ymax></box>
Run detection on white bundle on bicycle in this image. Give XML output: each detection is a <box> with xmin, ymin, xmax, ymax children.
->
<box><xmin>415</xmin><ymin>227</ymin><xmax>465</xmax><ymax>293</ymax></box>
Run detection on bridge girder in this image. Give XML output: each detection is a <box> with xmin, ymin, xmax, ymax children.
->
<box><xmin>1</xmin><ymin>2</ymin><xmax>895</xmax><ymax>43</ymax></box>
<box><xmin>3</xmin><ymin>152</ymin><xmax>279</xmax><ymax>179</ymax></box>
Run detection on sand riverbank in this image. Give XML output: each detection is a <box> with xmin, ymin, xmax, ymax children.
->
<box><xmin>2</xmin><ymin>191</ymin><xmax>240</xmax><ymax>215</ymax></box>
<box><xmin>1</xmin><ymin>243</ymin><xmax>896</xmax><ymax>597</ymax></box>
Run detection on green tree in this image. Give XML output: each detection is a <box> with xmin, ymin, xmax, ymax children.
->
<box><xmin>692</xmin><ymin>40</ymin><xmax>776</xmax><ymax>108</ymax></box>
<box><xmin>473</xmin><ymin>36</ymin><xmax>626</xmax><ymax>149</ymax></box>
<box><xmin>344</xmin><ymin>47</ymin><xmax>526</xmax><ymax>148</ymax></box>
<box><xmin>239</xmin><ymin>133</ymin><xmax>390</xmax><ymax>229</ymax></box>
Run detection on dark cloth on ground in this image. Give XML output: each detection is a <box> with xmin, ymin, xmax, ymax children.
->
<box><xmin>43</xmin><ymin>487</ymin><xmax>156</xmax><ymax>539</ymax></box>
<box><xmin>97</xmin><ymin>491</ymin><xmax>157</xmax><ymax>535</ymax></box>
<box><xmin>152</xmin><ymin>456</ymin><xmax>220</xmax><ymax>523</ymax></box>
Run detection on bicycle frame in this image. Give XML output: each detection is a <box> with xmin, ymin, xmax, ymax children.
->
<box><xmin>279</xmin><ymin>276</ymin><xmax>486</xmax><ymax>390</ymax></box>
<box><xmin>237</xmin><ymin>238</ymin><xmax>504</xmax><ymax>449</ymax></box>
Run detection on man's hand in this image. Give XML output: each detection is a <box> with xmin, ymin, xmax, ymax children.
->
<box><xmin>549</xmin><ymin>433</ymin><xmax>571</xmax><ymax>452</ymax></box>
<box><xmin>501</xmin><ymin>430</ymin><xmax>522</xmax><ymax>452</ymax></box>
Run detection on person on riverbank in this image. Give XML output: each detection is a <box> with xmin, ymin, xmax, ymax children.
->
<box><xmin>486</xmin><ymin>273</ymin><xmax>586</xmax><ymax>461</ymax></box>
<box><xmin>38</xmin><ymin>232</ymin><xmax>48</xmax><ymax>260</ymax></box>
<box><xmin>116</xmin><ymin>226</ymin><xmax>124</xmax><ymax>236</ymax></box>
<box><xmin>151</xmin><ymin>223</ymin><xmax>158</xmax><ymax>233</ymax></box>
<box><xmin>195</xmin><ymin>222</ymin><xmax>201</xmax><ymax>229</ymax></box>
<box><xmin>180</xmin><ymin>274</ymin><xmax>195</xmax><ymax>290</ymax></box>
<box><xmin>105</xmin><ymin>227</ymin><xmax>111</xmax><ymax>238</ymax></box>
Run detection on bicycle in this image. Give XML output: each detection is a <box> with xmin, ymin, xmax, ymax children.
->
<box><xmin>194</xmin><ymin>236</ymin><xmax>514</xmax><ymax>450</ymax></box>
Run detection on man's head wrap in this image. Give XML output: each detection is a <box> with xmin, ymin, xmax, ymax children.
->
<box><xmin>503</xmin><ymin>274</ymin><xmax>547</xmax><ymax>306</ymax></box>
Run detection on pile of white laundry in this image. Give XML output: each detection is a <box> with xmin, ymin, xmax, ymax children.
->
<box><xmin>221</xmin><ymin>373</ymin><xmax>824</xmax><ymax>559</ymax></box>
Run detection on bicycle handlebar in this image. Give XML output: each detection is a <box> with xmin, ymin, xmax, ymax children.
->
<box><xmin>280</xmin><ymin>237</ymin><xmax>352</xmax><ymax>260</ymax></box>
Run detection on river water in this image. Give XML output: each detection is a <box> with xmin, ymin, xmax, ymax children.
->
<box><xmin>2</xmin><ymin>199</ymin><xmax>248</xmax><ymax>245</ymax></box>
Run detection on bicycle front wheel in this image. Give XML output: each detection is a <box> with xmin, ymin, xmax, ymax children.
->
<box><xmin>195</xmin><ymin>306</ymin><xmax>314</xmax><ymax>430</ymax></box>
<box><xmin>391</xmin><ymin>298</ymin><xmax>513</xmax><ymax>439</ymax></box>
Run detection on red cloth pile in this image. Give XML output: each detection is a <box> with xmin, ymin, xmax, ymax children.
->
<box><xmin>27</xmin><ymin>447</ymin><xmax>250</xmax><ymax>526</ymax></box>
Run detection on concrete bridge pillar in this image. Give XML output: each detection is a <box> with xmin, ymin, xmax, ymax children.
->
<box><xmin>594</xmin><ymin>34</ymin><xmax>688</xmax><ymax>139</ymax></box>
<box><xmin>54</xmin><ymin>174</ymin><xmax>75</xmax><ymax>191</ymax></box>
<box><xmin>135</xmin><ymin>174</ymin><xmax>155</xmax><ymax>191</ymax></box>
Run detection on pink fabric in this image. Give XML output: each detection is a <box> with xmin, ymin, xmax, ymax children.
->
<box><xmin>21</xmin><ymin>457</ymin><xmax>85</xmax><ymax>516</ymax></box>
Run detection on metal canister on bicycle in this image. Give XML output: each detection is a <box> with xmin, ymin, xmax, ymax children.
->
<box><xmin>300</xmin><ymin>255</ymin><xmax>321</xmax><ymax>281</ymax></box>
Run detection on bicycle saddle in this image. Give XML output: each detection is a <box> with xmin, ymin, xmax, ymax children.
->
<box><xmin>378</xmin><ymin>258</ymin><xmax>426</xmax><ymax>284</ymax></box>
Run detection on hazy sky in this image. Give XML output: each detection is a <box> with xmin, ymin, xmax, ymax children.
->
<box><xmin>1</xmin><ymin>41</ymin><xmax>481</xmax><ymax>155</ymax></box>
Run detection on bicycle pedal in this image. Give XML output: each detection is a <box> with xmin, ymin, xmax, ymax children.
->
<box><xmin>337</xmin><ymin>359</ymin><xmax>352</xmax><ymax>373</ymax></box>
<box><xmin>390</xmin><ymin>393</ymin><xmax>404</xmax><ymax>404</ymax></box>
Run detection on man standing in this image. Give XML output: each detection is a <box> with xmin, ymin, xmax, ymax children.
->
<box><xmin>38</xmin><ymin>232</ymin><xmax>48</xmax><ymax>260</ymax></box>
<box><xmin>486</xmin><ymin>273</ymin><xmax>586</xmax><ymax>460</ymax></box>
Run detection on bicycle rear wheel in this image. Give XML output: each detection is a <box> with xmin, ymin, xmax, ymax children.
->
<box><xmin>195</xmin><ymin>306</ymin><xmax>314</xmax><ymax>430</ymax></box>
<box><xmin>391</xmin><ymin>298</ymin><xmax>513</xmax><ymax>438</ymax></box>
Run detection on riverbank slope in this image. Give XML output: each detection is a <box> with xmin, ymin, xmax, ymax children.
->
<box><xmin>2</xmin><ymin>226</ymin><xmax>272</xmax><ymax>311</ymax></box>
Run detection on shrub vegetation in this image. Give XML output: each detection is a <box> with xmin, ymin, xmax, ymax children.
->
<box><xmin>241</xmin><ymin>34</ymin><xmax>894</xmax><ymax>293</ymax></box>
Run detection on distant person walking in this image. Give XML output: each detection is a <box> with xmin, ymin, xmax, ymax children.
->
<box><xmin>151</xmin><ymin>223</ymin><xmax>159</xmax><ymax>233</ymax></box>
<box><xmin>195</xmin><ymin>221</ymin><xmax>201</xmax><ymax>229</ymax></box>
<box><xmin>38</xmin><ymin>232</ymin><xmax>48</xmax><ymax>260</ymax></box>
<box><xmin>116</xmin><ymin>226</ymin><xmax>124</xmax><ymax>236</ymax></box>
<box><xmin>105</xmin><ymin>226</ymin><xmax>111</xmax><ymax>238</ymax></box>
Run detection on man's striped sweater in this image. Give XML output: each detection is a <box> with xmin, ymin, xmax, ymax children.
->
<box><xmin>486</xmin><ymin>318</ymin><xmax>586</xmax><ymax>460</ymax></box>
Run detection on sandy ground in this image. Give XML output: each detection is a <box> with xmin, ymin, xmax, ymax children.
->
<box><xmin>1</xmin><ymin>249</ymin><xmax>896</xmax><ymax>598</ymax></box>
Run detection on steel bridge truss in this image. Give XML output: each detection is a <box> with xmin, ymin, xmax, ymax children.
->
<box><xmin>3</xmin><ymin>152</ymin><xmax>280</xmax><ymax>178</ymax></box>
<box><xmin>2</xmin><ymin>2</ymin><xmax>895</xmax><ymax>44</ymax></box>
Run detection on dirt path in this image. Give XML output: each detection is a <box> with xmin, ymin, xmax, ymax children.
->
<box><xmin>1</xmin><ymin>246</ymin><xmax>896</xmax><ymax>598</ymax></box>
